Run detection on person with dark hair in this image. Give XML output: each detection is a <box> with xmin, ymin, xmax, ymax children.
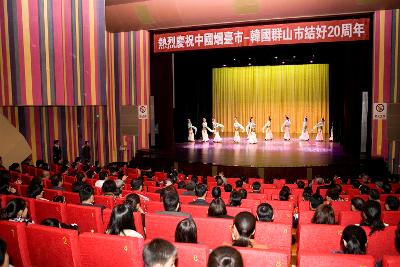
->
<box><xmin>368</xmin><ymin>189</ymin><xmax>380</xmax><ymax>202</ymax></box>
<box><xmin>189</xmin><ymin>184</ymin><xmax>209</xmax><ymax>206</ymax></box>
<box><xmin>106</xmin><ymin>204</ymin><xmax>143</xmax><ymax>238</ymax></box>
<box><xmin>80</xmin><ymin>141</ymin><xmax>91</xmax><ymax>163</ymax></box>
<box><xmin>143</xmin><ymin>238</ymin><xmax>177</xmax><ymax>267</ymax></box>
<box><xmin>0</xmin><ymin>238</ymin><xmax>10</xmax><ymax>267</ymax></box>
<box><xmin>297</xmin><ymin>181</ymin><xmax>305</xmax><ymax>189</ymax></box>
<box><xmin>326</xmin><ymin>187</ymin><xmax>341</xmax><ymax>202</ymax></box>
<box><xmin>351</xmin><ymin>180</ymin><xmax>362</xmax><ymax>189</ymax></box>
<box><xmin>341</xmin><ymin>225</ymin><xmax>367</xmax><ymax>255</ymax></box>
<box><xmin>157</xmin><ymin>192</ymin><xmax>190</xmax><ymax>217</ymax></box>
<box><xmin>309</xmin><ymin>193</ymin><xmax>324</xmax><ymax>210</ymax></box>
<box><xmin>351</xmin><ymin>197</ymin><xmax>365</xmax><ymax>211</ymax></box>
<box><xmin>208</xmin><ymin>198</ymin><xmax>233</xmax><ymax>219</ymax></box>
<box><xmin>212</xmin><ymin>186</ymin><xmax>221</xmax><ymax>199</ymax></box>
<box><xmin>125</xmin><ymin>193</ymin><xmax>146</xmax><ymax>232</ymax></box>
<box><xmin>216</xmin><ymin>176</ymin><xmax>224</xmax><ymax>187</ymax></box>
<box><xmin>381</xmin><ymin>183</ymin><xmax>392</xmax><ymax>194</ymax></box>
<box><xmin>102</xmin><ymin>180</ymin><xmax>120</xmax><ymax>197</ymax></box>
<box><xmin>311</xmin><ymin>204</ymin><xmax>335</xmax><ymax>224</ymax></box>
<box><xmin>302</xmin><ymin>187</ymin><xmax>313</xmax><ymax>201</ymax></box>
<box><xmin>0</xmin><ymin>171</ymin><xmax>16</xmax><ymax>195</ymax></box>
<box><xmin>175</xmin><ymin>218</ymin><xmax>197</xmax><ymax>243</ymax></box>
<box><xmin>115</xmin><ymin>171</ymin><xmax>127</xmax><ymax>189</ymax></box>
<box><xmin>41</xmin><ymin>218</ymin><xmax>79</xmax><ymax>232</ymax></box>
<box><xmin>27</xmin><ymin>184</ymin><xmax>48</xmax><ymax>201</ymax></box>
<box><xmin>52</xmin><ymin>140</ymin><xmax>62</xmax><ymax>164</ymax></box>
<box><xmin>207</xmin><ymin>246</ymin><xmax>243</xmax><ymax>267</ymax></box>
<box><xmin>256</xmin><ymin>203</ymin><xmax>274</xmax><ymax>222</ymax></box>
<box><xmin>359</xmin><ymin>185</ymin><xmax>370</xmax><ymax>195</ymax></box>
<box><xmin>49</xmin><ymin>174</ymin><xmax>64</xmax><ymax>191</ymax></box>
<box><xmin>191</xmin><ymin>175</ymin><xmax>198</xmax><ymax>184</ymax></box>
<box><xmin>53</xmin><ymin>195</ymin><xmax>66</xmax><ymax>203</ymax></box>
<box><xmin>95</xmin><ymin>171</ymin><xmax>109</xmax><ymax>188</ymax></box>
<box><xmin>238</xmin><ymin>188</ymin><xmax>247</xmax><ymax>200</ymax></box>
<box><xmin>131</xmin><ymin>178</ymin><xmax>144</xmax><ymax>191</ymax></box>
<box><xmin>360</xmin><ymin>200</ymin><xmax>386</xmax><ymax>235</ymax></box>
<box><xmin>385</xmin><ymin>196</ymin><xmax>400</xmax><ymax>211</ymax></box>
<box><xmin>235</xmin><ymin>180</ymin><xmax>243</xmax><ymax>189</ymax></box>
<box><xmin>224</xmin><ymin>184</ymin><xmax>233</xmax><ymax>193</ymax></box>
<box><xmin>9</xmin><ymin>163</ymin><xmax>21</xmax><ymax>173</ymax></box>
<box><xmin>79</xmin><ymin>184</ymin><xmax>105</xmax><ymax>210</ymax></box>
<box><xmin>177</xmin><ymin>181</ymin><xmax>186</xmax><ymax>189</ymax></box>
<box><xmin>182</xmin><ymin>181</ymin><xmax>196</xmax><ymax>196</ymax></box>
<box><xmin>229</xmin><ymin>191</ymin><xmax>242</xmax><ymax>207</ymax></box>
<box><xmin>231</xmin><ymin>212</ymin><xmax>265</xmax><ymax>248</ymax></box>
<box><xmin>251</xmin><ymin>182</ymin><xmax>261</xmax><ymax>193</ymax></box>
<box><xmin>279</xmin><ymin>187</ymin><xmax>290</xmax><ymax>201</ymax></box>
<box><xmin>72</xmin><ymin>172</ymin><xmax>88</xmax><ymax>193</ymax></box>
<box><xmin>0</xmin><ymin>198</ymin><xmax>30</xmax><ymax>223</ymax></box>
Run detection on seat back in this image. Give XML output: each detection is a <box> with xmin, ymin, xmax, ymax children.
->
<box><xmin>0</xmin><ymin>221</ymin><xmax>30</xmax><ymax>267</ymax></box>
<box><xmin>179</xmin><ymin>195</ymin><xmax>197</xmax><ymax>204</ymax></box>
<box><xmin>174</xmin><ymin>242</ymin><xmax>209</xmax><ymax>267</ymax></box>
<box><xmin>43</xmin><ymin>188</ymin><xmax>62</xmax><ymax>201</ymax></box>
<box><xmin>264</xmin><ymin>200</ymin><xmax>294</xmax><ymax>211</ymax></box>
<box><xmin>226</xmin><ymin>206</ymin><xmax>249</xmax><ymax>217</ymax></box>
<box><xmin>181</xmin><ymin>204</ymin><xmax>208</xmax><ymax>217</ymax></box>
<box><xmin>237</xmin><ymin>247</ymin><xmax>290</xmax><ymax>267</ymax></box>
<box><xmin>146</xmin><ymin>201</ymin><xmax>165</xmax><ymax>213</ymax></box>
<box><xmin>146</xmin><ymin>213</ymin><xmax>187</xmax><ymax>241</ymax></box>
<box><xmin>298</xmin><ymin>252</ymin><xmax>375</xmax><ymax>267</ymax></box>
<box><xmin>240</xmin><ymin>199</ymin><xmax>260</xmax><ymax>209</ymax></box>
<box><xmin>298</xmin><ymin>210</ymin><xmax>315</xmax><ymax>225</ymax></box>
<box><xmin>195</xmin><ymin>217</ymin><xmax>232</xmax><ymax>248</ymax></box>
<box><xmin>382</xmin><ymin>211</ymin><xmax>400</xmax><ymax>226</ymax></box>
<box><xmin>298</xmin><ymin>224</ymin><xmax>344</xmax><ymax>253</ymax></box>
<box><xmin>338</xmin><ymin>211</ymin><xmax>361</xmax><ymax>226</ymax></box>
<box><xmin>33</xmin><ymin>199</ymin><xmax>66</xmax><ymax>223</ymax></box>
<box><xmin>330</xmin><ymin>201</ymin><xmax>351</xmax><ymax>214</ymax></box>
<box><xmin>94</xmin><ymin>195</ymin><xmax>115</xmax><ymax>209</ymax></box>
<box><xmin>364</xmin><ymin>226</ymin><xmax>398</xmax><ymax>261</ymax></box>
<box><xmin>63</xmin><ymin>191</ymin><xmax>81</xmax><ymax>204</ymax></box>
<box><xmin>79</xmin><ymin>232</ymin><xmax>144</xmax><ymax>267</ymax></box>
<box><xmin>26</xmin><ymin>224</ymin><xmax>81</xmax><ymax>267</ymax></box>
<box><xmin>298</xmin><ymin>201</ymin><xmax>310</xmax><ymax>212</ymax></box>
<box><xmin>254</xmin><ymin>222</ymin><xmax>292</xmax><ymax>253</ymax></box>
<box><xmin>65</xmin><ymin>204</ymin><xmax>103</xmax><ymax>233</ymax></box>
<box><xmin>382</xmin><ymin>255</ymin><xmax>400</xmax><ymax>267</ymax></box>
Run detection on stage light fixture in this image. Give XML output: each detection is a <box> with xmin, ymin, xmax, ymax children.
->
<box><xmin>233</xmin><ymin>58</ymin><xmax>236</xmax><ymax>61</ymax></box>
<box><xmin>310</xmin><ymin>60</ymin><xmax>313</xmax><ymax>63</ymax></box>
<box><xmin>248</xmin><ymin>63</ymin><xmax>252</xmax><ymax>66</ymax></box>
<box><xmin>293</xmin><ymin>56</ymin><xmax>296</xmax><ymax>59</ymax></box>
<box><xmin>248</xmin><ymin>57</ymin><xmax>251</xmax><ymax>60</ymax></box>
<box><xmin>223</xmin><ymin>64</ymin><xmax>227</xmax><ymax>67</ymax></box>
<box><xmin>282</xmin><ymin>61</ymin><xmax>285</xmax><ymax>64</ymax></box>
<box><xmin>274</xmin><ymin>56</ymin><xmax>278</xmax><ymax>59</ymax></box>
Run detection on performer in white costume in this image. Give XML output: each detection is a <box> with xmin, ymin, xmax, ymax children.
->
<box><xmin>329</xmin><ymin>123</ymin><xmax>333</xmax><ymax>142</ymax></box>
<box><xmin>246</xmin><ymin>117</ymin><xmax>257</xmax><ymax>144</ymax></box>
<box><xmin>281</xmin><ymin>116</ymin><xmax>291</xmax><ymax>141</ymax></box>
<box><xmin>299</xmin><ymin>116</ymin><xmax>310</xmax><ymax>141</ymax></box>
<box><xmin>233</xmin><ymin>117</ymin><xmax>245</xmax><ymax>143</ymax></box>
<box><xmin>187</xmin><ymin>119</ymin><xmax>197</xmax><ymax>142</ymax></box>
<box><xmin>212</xmin><ymin>118</ymin><xmax>224</xmax><ymax>143</ymax></box>
<box><xmin>313</xmin><ymin>118</ymin><xmax>325</xmax><ymax>142</ymax></box>
<box><xmin>201</xmin><ymin>118</ymin><xmax>213</xmax><ymax>142</ymax></box>
<box><xmin>262</xmin><ymin>116</ymin><xmax>273</xmax><ymax>141</ymax></box>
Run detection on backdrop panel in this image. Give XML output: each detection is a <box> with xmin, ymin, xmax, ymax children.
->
<box><xmin>212</xmin><ymin>64</ymin><xmax>329</xmax><ymax>134</ymax></box>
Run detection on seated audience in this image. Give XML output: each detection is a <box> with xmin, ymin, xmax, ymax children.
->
<box><xmin>381</xmin><ymin>183</ymin><xmax>392</xmax><ymax>194</ymax></box>
<box><xmin>181</xmin><ymin>181</ymin><xmax>196</xmax><ymax>196</ymax></box>
<box><xmin>0</xmin><ymin>198</ymin><xmax>30</xmax><ymax>223</ymax></box>
<box><xmin>208</xmin><ymin>198</ymin><xmax>233</xmax><ymax>219</ymax></box>
<box><xmin>297</xmin><ymin>180</ymin><xmax>306</xmax><ymax>189</ymax></box>
<box><xmin>340</xmin><ymin>225</ymin><xmax>367</xmax><ymax>254</ymax></box>
<box><xmin>302</xmin><ymin>187</ymin><xmax>313</xmax><ymax>201</ymax></box>
<box><xmin>256</xmin><ymin>203</ymin><xmax>274</xmax><ymax>222</ymax></box>
<box><xmin>175</xmin><ymin>218</ymin><xmax>197</xmax><ymax>243</ymax></box>
<box><xmin>368</xmin><ymin>189</ymin><xmax>380</xmax><ymax>202</ymax></box>
<box><xmin>115</xmin><ymin>171</ymin><xmax>127</xmax><ymax>189</ymax></box>
<box><xmin>215</xmin><ymin>176</ymin><xmax>224</xmax><ymax>187</ymax></box>
<box><xmin>279</xmin><ymin>186</ymin><xmax>290</xmax><ymax>201</ymax></box>
<box><xmin>53</xmin><ymin>195</ymin><xmax>66</xmax><ymax>203</ymax></box>
<box><xmin>102</xmin><ymin>180</ymin><xmax>120</xmax><ymax>198</ymax></box>
<box><xmin>251</xmin><ymin>182</ymin><xmax>261</xmax><ymax>193</ymax></box>
<box><xmin>351</xmin><ymin>197</ymin><xmax>365</xmax><ymax>211</ymax></box>
<box><xmin>78</xmin><ymin>184</ymin><xmax>105</xmax><ymax>210</ymax></box>
<box><xmin>157</xmin><ymin>192</ymin><xmax>191</xmax><ymax>217</ymax></box>
<box><xmin>0</xmin><ymin>238</ymin><xmax>10</xmax><ymax>267</ymax></box>
<box><xmin>211</xmin><ymin>186</ymin><xmax>221</xmax><ymax>199</ymax></box>
<box><xmin>94</xmin><ymin>171</ymin><xmax>108</xmax><ymax>188</ymax></box>
<box><xmin>326</xmin><ymin>187</ymin><xmax>341</xmax><ymax>201</ymax></box>
<box><xmin>207</xmin><ymin>246</ymin><xmax>243</xmax><ymax>267</ymax></box>
<box><xmin>49</xmin><ymin>174</ymin><xmax>64</xmax><ymax>191</ymax></box>
<box><xmin>27</xmin><ymin>184</ymin><xmax>49</xmax><ymax>201</ymax></box>
<box><xmin>9</xmin><ymin>163</ymin><xmax>21</xmax><ymax>173</ymax></box>
<box><xmin>359</xmin><ymin>185</ymin><xmax>370</xmax><ymax>195</ymax></box>
<box><xmin>360</xmin><ymin>200</ymin><xmax>386</xmax><ymax>235</ymax></box>
<box><xmin>235</xmin><ymin>180</ymin><xmax>243</xmax><ymax>189</ymax></box>
<box><xmin>189</xmin><ymin>184</ymin><xmax>209</xmax><ymax>206</ymax></box>
<box><xmin>143</xmin><ymin>239</ymin><xmax>177</xmax><ymax>267</ymax></box>
<box><xmin>311</xmin><ymin>204</ymin><xmax>335</xmax><ymax>224</ymax></box>
<box><xmin>177</xmin><ymin>181</ymin><xmax>186</xmax><ymax>189</ymax></box>
<box><xmin>239</xmin><ymin>175</ymin><xmax>248</xmax><ymax>185</ymax></box>
<box><xmin>224</xmin><ymin>184</ymin><xmax>233</xmax><ymax>193</ymax></box>
<box><xmin>238</xmin><ymin>188</ymin><xmax>247</xmax><ymax>199</ymax></box>
<box><xmin>229</xmin><ymin>191</ymin><xmax>242</xmax><ymax>207</ymax></box>
<box><xmin>385</xmin><ymin>195</ymin><xmax>400</xmax><ymax>211</ymax></box>
<box><xmin>231</xmin><ymin>211</ymin><xmax>266</xmax><ymax>248</ymax></box>
<box><xmin>72</xmin><ymin>172</ymin><xmax>88</xmax><ymax>193</ymax></box>
<box><xmin>309</xmin><ymin>193</ymin><xmax>324</xmax><ymax>211</ymax></box>
<box><xmin>105</xmin><ymin>204</ymin><xmax>143</xmax><ymax>238</ymax></box>
<box><xmin>40</xmin><ymin>218</ymin><xmax>79</xmax><ymax>231</ymax></box>
<box><xmin>125</xmin><ymin>193</ymin><xmax>146</xmax><ymax>229</ymax></box>
<box><xmin>0</xmin><ymin>171</ymin><xmax>16</xmax><ymax>195</ymax></box>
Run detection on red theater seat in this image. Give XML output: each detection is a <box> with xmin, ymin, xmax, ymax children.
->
<box><xmin>79</xmin><ymin>232</ymin><xmax>144</xmax><ymax>267</ymax></box>
<box><xmin>273</xmin><ymin>209</ymin><xmax>294</xmax><ymax>224</ymax></box>
<box><xmin>174</xmin><ymin>242</ymin><xmax>209</xmax><ymax>267</ymax></box>
<box><xmin>179</xmin><ymin>195</ymin><xmax>197</xmax><ymax>204</ymax></box>
<box><xmin>94</xmin><ymin>195</ymin><xmax>115</xmax><ymax>209</ymax></box>
<box><xmin>146</xmin><ymin>213</ymin><xmax>187</xmax><ymax>241</ymax></box>
<box><xmin>237</xmin><ymin>247</ymin><xmax>290</xmax><ymax>267</ymax></box>
<box><xmin>226</xmin><ymin>206</ymin><xmax>249</xmax><ymax>217</ymax></box>
<box><xmin>382</xmin><ymin>255</ymin><xmax>400</xmax><ymax>267</ymax></box>
<box><xmin>65</xmin><ymin>204</ymin><xmax>103</xmax><ymax>233</ymax></box>
<box><xmin>33</xmin><ymin>199</ymin><xmax>66</xmax><ymax>223</ymax></box>
<box><xmin>240</xmin><ymin>199</ymin><xmax>260</xmax><ymax>209</ymax></box>
<box><xmin>364</xmin><ymin>226</ymin><xmax>398</xmax><ymax>261</ymax></box>
<box><xmin>43</xmin><ymin>188</ymin><xmax>62</xmax><ymax>200</ymax></box>
<box><xmin>298</xmin><ymin>201</ymin><xmax>310</xmax><ymax>212</ymax></box>
<box><xmin>264</xmin><ymin>200</ymin><xmax>294</xmax><ymax>211</ymax></box>
<box><xmin>26</xmin><ymin>224</ymin><xmax>81</xmax><ymax>267</ymax></box>
<box><xmin>195</xmin><ymin>217</ymin><xmax>232</xmax><ymax>248</ymax></box>
<box><xmin>246</xmin><ymin>193</ymin><xmax>268</xmax><ymax>201</ymax></box>
<box><xmin>338</xmin><ymin>211</ymin><xmax>361</xmax><ymax>226</ymax></box>
<box><xmin>298</xmin><ymin>252</ymin><xmax>375</xmax><ymax>267</ymax></box>
<box><xmin>181</xmin><ymin>204</ymin><xmax>208</xmax><ymax>217</ymax></box>
<box><xmin>298</xmin><ymin>224</ymin><xmax>344</xmax><ymax>254</ymax></box>
<box><xmin>254</xmin><ymin>222</ymin><xmax>292</xmax><ymax>253</ymax></box>
<box><xmin>4</xmin><ymin>196</ymin><xmax>36</xmax><ymax>222</ymax></box>
<box><xmin>63</xmin><ymin>182</ymin><xmax>73</xmax><ymax>192</ymax></box>
<box><xmin>382</xmin><ymin>211</ymin><xmax>400</xmax><ymax>226</ymax></box>
<box><xmin>146</xmin><ymin>201</ymin><xmax>164</xmax><ymax>213</ymax></box>
<box><xmin>20</xmin><ymin>174</ymin><xmax>33</xmax><ymax>185</ymax></box>
<box><xmin>63</xmin><ymin>191</ymin><xmax>81</xmax><ymax>204</ymax></box>
<box><xmin>298</xmin><ymin>210</ymin><xmax>315</xmax><ymax>225</ymax></box>
<box><xmin>330</xmin><ymin>201</ymin><xmax>351</xmax><ymax>214</ymax></box>
<box><xmin>146</xmin><ymin>192</ymin><xmax>161</xmax><ymax>201</ymax></box>
<box><xmin>0</xmin><ymin>221</ymin><xmax>30</xmax><ymax>267</ymax></box>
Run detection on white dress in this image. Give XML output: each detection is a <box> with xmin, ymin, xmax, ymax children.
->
<box><xmin>314</xmin><ymin>121</ymin><xmax>324</xmax><ymax>141</ymax></box>
<box><xmin>246</xmin><ymin>122</ymin><xmax>257</xmax><ymax>144</ymax></box>
<box><xmin>281</xmin><ymin>119</ymin><xmax>291</xmax><ymax>140</ymax></box>
<box><xmin>212</xmin><ymin>121</ymin><xmax>224</xmax><ymax>143</ymax></box>
<box><xmin>329</xmin><ymin>126</ymin><xmax>333</xmax><ymax>142</ymax></box>
<box><xmin>262</xmin><ymin>120</ymin><xmax>273</xmax><ymax>141</ymax></box>
<box><xmin>299</xmin><ymin>120</ymin><xmax>309</xmax><ymax>141</ymax></box>
<box><xmin>233</xmin><ymin>122</ymin><xmax>245</xmax><ymax>143</ymax></box>
<box><xmin>188</xmin><ymin>122</ymin><xmax>197</xmax><ymax>142</ymax></box>
<box><xmin>201</xmin><ymin>122</ymin><xmax>213</xmax><ymax>142</ymax></box>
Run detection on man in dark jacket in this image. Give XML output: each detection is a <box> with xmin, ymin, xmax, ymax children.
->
<box><xmin>52</xmin><ymin>140</ymin><xmax>62</xmax><ymax>164</ymax></box>
<box><xmin>189</xmin><ymin>184</ymin><xmax>209</xmax><ymax>206</ymax></box>
<box><xmin>81</xmin><ymin>141</ymin><xmax>91</xmax><ymax>163</ymax></box>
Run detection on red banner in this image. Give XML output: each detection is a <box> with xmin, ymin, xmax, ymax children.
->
<box><xmin>154</xmin><ymin>18</ymin><xmax>370</xmax><ymax>53</ymax></box>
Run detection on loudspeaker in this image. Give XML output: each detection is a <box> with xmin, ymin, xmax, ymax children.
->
<box><xmin>120</xmin><ymin>106</ymin><xmax>138</xmax><ymax>136</ymax></box>
<box><xmin>387</xmin><ymin>103</ymin><xmax>400</xmax><ymax>141</ymax></box>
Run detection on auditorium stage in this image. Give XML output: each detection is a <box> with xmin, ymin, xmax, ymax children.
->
<box><xmin>138</xmin><ymin>134</ymin><xmax>359</xmax><ymax>178</ymax></box>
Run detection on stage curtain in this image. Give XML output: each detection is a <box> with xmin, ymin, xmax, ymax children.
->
<box><xmin>212</xmin><ymin>64</ymin><xmax>329</xmax><ymax>134</ymax></box>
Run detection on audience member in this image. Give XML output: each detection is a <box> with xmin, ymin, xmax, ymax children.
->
<box><xmin>359</xmin><ymin>185</ymin><xmax>370</xmax><ymax>195</ymax></box>
<box><xmin>105</xmin><ymin>204</ymin><xmax>143</xmax><ymax>238</ymax></box>
<box><xmin>143</xmin><ymin>239</ymin><xmax>177</xmax><ymax>267</ymax></box>
<box><xmin>157</xmin><ymin>192</ymin><xmax>190</xmax><ymax>217</ymax></box>
<box><xmin>0</xmin><ymin>198</ymin><xmax>30</xmax><ymax>223</ymax></box>
<box><xmin>216</xmin><ymin>176</ymin><xmax>224</xmax><ymax>186</ymax></box>
<box><xmin>351</xmin><ymin>197</ymin><xmax>365</xmax><ymax>211</ymax></box>
<box><xmin>341</xmin><ymin>225</ymin><xmax>367</xmax><ymax>254</ymax></box>
<box><xmin>182</xmin><ymin>181</ymin><xmax>196</xmax><ymax>196</ymax></box>
<box><xmin>381</xmin><ymin>183</ymin><xmax>392</xmax><ymax>194</ymax></box>
<box><xmin>189</xmin><ymin>184</ymin><xmax>209</xmax><ymax>205</ymax></box>
<box><xmin>229</xmin><ymin>191</ymin><xmax>242</xmax><ymax>207</ymax></box>
<box><xmin>27</xmin><ymin>184</ymin><xmax>49</xmax><ymax>201</ymax></box>
<box><xmin>102</xmin><ymin>180</ymin><xmax>120</xmax><ymax>197</ymax></box>
<box><xmin>231</xmin><ymin>212</ymin><xmax>265</xmax><ymax>248</ymax></box>
<box><xmin>360</xmin><ymin>200</ymin><xmax>386</xmax><ymax>235</ymax></box>
<box><xmin>251</xmin><ymin>182</ymin><xmax>261</xmax><ymax>193</ymax></box>
<box><xmin>385</xmin><ymin>196</ymin><xmax>400</xmax><ymax>211</ymax></box>
<box><xmin>0</xmin><ymin>238</ymin><xmax>10</xmax><ymax>267</ymax></box>
<box><xmin>211</xmin><ymin>186</ymin><xmax>221</xmax><ymax>199</ymax></box>
<box><xmin>94</xmin><ymin>171</ymin><xmax>108</xmax><ymax>188</ymax></box>
<box><xmin>235</xmin><ymin>180</ymin><xmax>243</xmax><ymax>189</ymax></box>
<box><xmin>238</xmin><ymin>188</ymin><xmax>247</xmax><ymax>200</ymax></box>
<box><xmin>256</xmin><ymin>203</ymin><xmax>274</xmax><ymax>222</ymax></box>
<box><xmin>40</xmin><ymin>218</ymin><xmax>79</xmax><ymax>232</ymax></box>
<box><xmin>0</xmin><ymin>171</ymin><xmax>16</xmax><ymax>195</ymax></box>
<box><xmin>309</xmin><ymin>193</ymin><xmax>323</xmax><ymax>210</ymax></box>
<box><xmin>207</xmin><ymin>246</ymin><xmax>243</xmax><ymax>267</ymax></box>
<box><xmin>302</xmin><ymin>187</ymin><xmax>313</xmax><ymax>201</ymax></box>
<box><xmin>72</xmin><ymin>172</ymin><xmax>87</xmax><ymax>193</ymax></box>
<box><xmin>78</xmin><ymin>184</ymin><xmax>105</xmax><ymax>210</ymax></box>
<box><xmin>224</xmin><ymin>184</ymin><xmax>233</xmax><ymax>193</ymax></box>
<box><xmin>311</xmin><ymin>204</ymin><xmax>335</xmax><ymax>224</ymax></box>
<box><xmin>175</xmin><ymin>218</ymin><xmax>197</xmax><ymax>243</ymax></box>
<box><xmin>279</xmin><ymin>186</ymin><xmax>290</xmax><ymax>201</ymax></box>
<box><xmin>326</xmin><ymin>187</ymin><xmax>340</xmax><ymax>201</ymax></box>
<box><xmin>177</xmin><ymin>181</ymin><xmax>186</xmax><ymax>189</ymax></box>
<box><xmin>49</xmin><ymin>174</ymin><xmax>64</xmax><ymax>191</ymax></box>
<box><xmin>208</xmin><ymin>198</ymin><xmax>233</xmax><ymax>219</ymax></box>
<box><xmin>297</xmin><ymin>181</ymin><xmax>306</xmax><ymax>189</ymax></box>
<box><xmin>368</xmin><ymin>189</ymin><xmax>380</xmax><ymax>202</ymax></box>
<box><xmin>53</xmin><ymin>195</ymin><xmax>66</xmax><ymax>203</ymax></box>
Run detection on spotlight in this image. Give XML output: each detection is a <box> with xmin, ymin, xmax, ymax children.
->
<box><xmin>248</xmin><ymin>63</ymin><xmax>252</xmax><ymax>66</ymax></box>
<box><xmin>310</xmin><ymin>60</ymin><xmax>313</xmax><ymax>63</ymax></box>
<box><xmin>274</xmin><ymin>56</ymin><xmax>278</xmax><ymax>59</ymax></box>
<box><xmin>223</xmin><ymin>64</ymin><xmax>227</xmax><ymax>67</ymax></box>
<box><xmin>233</xmin><ymin>58</ymin><xmax>236</xmax><ymax>61</ymax></box>
<box><xmin>282</xmin><ymin>61</ymin><xmax>285</xmax><ymax>64</ymax></box>
<box><xmin>293</xmin><ymin>56</ymin><xmax>296</xmax><ymax>59</ymax></box>
<box><xmin>248</xmin><ymin>57</ymin><xmax>251</xmax><ymax>60</ymax></box>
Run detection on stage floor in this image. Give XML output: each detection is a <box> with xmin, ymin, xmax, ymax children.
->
<box><xmin>166</xmin><ymin>136</ymin><xmax>355</xmax><ymax>168</ymax></box>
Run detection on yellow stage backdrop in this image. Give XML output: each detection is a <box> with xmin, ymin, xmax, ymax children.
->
<box><xmin>212</xmin><ymin>64</ymin><xmax>329</xmax><ymax>134</ymax></box>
